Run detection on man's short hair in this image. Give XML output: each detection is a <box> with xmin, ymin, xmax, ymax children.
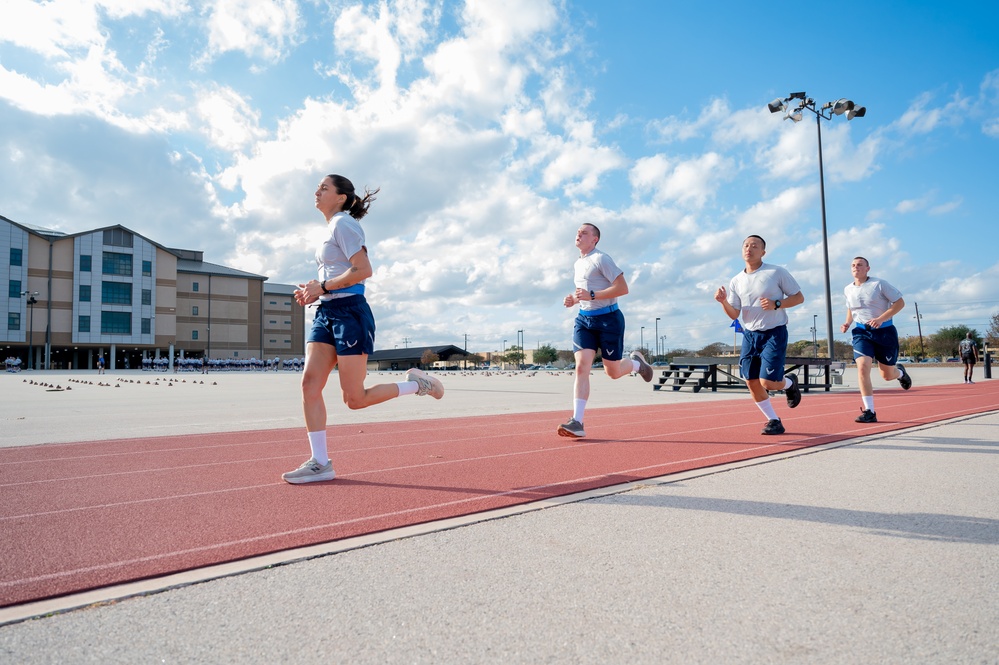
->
<box><xmin>583</xmin><ymin>223</ymin><xmax>601</xmax><ymax>242</ymax></box>
<box><xmin>853</xmin><ymin>256</ymin><xmax>870</xmax><ymax>266</ymax></box>
<box><xmin>746</xmin><ymin>234</ymin><xmax>766</xmax><ymax>249</ymax></box>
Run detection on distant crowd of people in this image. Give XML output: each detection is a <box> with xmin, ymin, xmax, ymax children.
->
<box><xmin>4</xmin><ymin>356</ymin><xmax>23</xmax><ymax>372</ymax></box>
<box><xmin>137</xmin><ymin>356</ymin><xmax>305</xmax><ymax>372</ymax></box>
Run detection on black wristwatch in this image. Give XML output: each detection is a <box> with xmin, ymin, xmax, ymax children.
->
<box><xmin>321</xmin><ymin>280</ymin><xmax>332</xmax><ymax>295</ymax></box>
<box><xmin>590</xmin><ymin>290</ymin><xmax>596</xmax><ymax>301</ymax></box>
<box><xmin>774</xmin><ymin>299</ymin><xmax>782</xmax><ymax>310</ymax></box>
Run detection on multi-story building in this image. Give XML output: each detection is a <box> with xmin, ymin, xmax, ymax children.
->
<box><xmin>2</xmin><ymin>214</ymin><xmax>304</xmax><ymax>370</ymax></box>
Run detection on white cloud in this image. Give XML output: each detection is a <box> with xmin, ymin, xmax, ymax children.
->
<box><xmin>631</xmin><ymin>152</ymin><xmax>735</xmax><ymax>210</ymax></box>
<box><xmin>201</xmin><ymin>0</ymin><xmax>302</xmax><ymax>64</ymax></box>
<box><xmin>195</xmin><ymin>85</ymin><xmax>266</xmax><ymax>151</ymax></box>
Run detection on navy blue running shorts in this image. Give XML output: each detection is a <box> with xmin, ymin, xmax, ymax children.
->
<box><xmin>573</xmin><ymin>309</ymin><xmax>625</xmax><ymax>361</ymax></box>
<box><xmin>739</xmin><ymin>325</ymin><xmax>788</xmax><ymax>382</ymax></box>
<box><xmin>852</xmin><ymin>324</ymin><xmax>899</xmax><ymax>366</ymax></box>
<box><xmin>308</xmin><ymin>295</ymin><xmax>375</xmax><ymax>356</ymax></box>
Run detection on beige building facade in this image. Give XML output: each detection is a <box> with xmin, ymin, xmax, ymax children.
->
<box><xmin>2</xmin><ymin>215</ymin><xmax>304</xmax><ymax>370</ymax></box>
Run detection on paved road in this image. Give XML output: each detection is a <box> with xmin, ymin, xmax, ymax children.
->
<box><xmin>1</xmin><ymin>367</ymin><xmax>996</xmax><ymax>663</ymax></box>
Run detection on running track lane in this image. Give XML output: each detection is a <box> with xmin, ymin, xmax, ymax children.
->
<box><xmin>1</xmin><ymin>382</ymin><xmax>996</xmax><ymax>607</ymax></box>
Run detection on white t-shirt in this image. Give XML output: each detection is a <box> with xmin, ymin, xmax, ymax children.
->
<box><xmin>844</xmin><ymin>277</ymin><xmax>902</xmax><ymax>326</ymax></box>
<box><xmin>727</xmin><ymin>262</ymin><xmax>801</xmax><ymax>331</ymax></box>
<box><xmin>574</xmin><ymin>248</ymin><xmax>623</xmax><ymax>311</ymax></box>
<box><xmin>316</xmin><ymin>211</ymin><xmax>366</xmax><ymax>301</ymax></box>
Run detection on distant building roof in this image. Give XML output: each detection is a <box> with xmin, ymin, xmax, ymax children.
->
<box><xmin>264</xmin><ymin>283</ymin><xmax>298</xmax><ymax>295</ymax></box>
<box><xmin>176</xmin><ymin>258</ymin><xmax>267</xmax><ymax>281</ymax></box>
<box><xmin>369</xmin><ymin>345</ymin><xmax>469</xmax><ymax>362</ymax></box>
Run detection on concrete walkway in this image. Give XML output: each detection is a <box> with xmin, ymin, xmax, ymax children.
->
<box><xmin>0</xmin><ymin>367</ymin><xmax>996</xmax><ymax>663</ymax></box>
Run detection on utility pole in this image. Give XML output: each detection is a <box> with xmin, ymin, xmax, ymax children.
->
<box><xmin>463</xmin><ymin>333</ymin><xmax>468</xmax><ymax>369</ymax></box>
<box><xmin>402</xmin><ymin>337</ymin><xmax>411</xmax><ymax>348</ymax></box>
<box><xmin>914</xmin><ymin>303</ymin><xmax>925</xmax><ymax>358</ymax></box>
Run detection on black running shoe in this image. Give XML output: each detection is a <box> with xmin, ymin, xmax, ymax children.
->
<box><xmin>855</xmin><ymin>409</ymin><xmax>877</xmax><ymax>423</ymax></box>
<box><xmin>897</xmin><ymin>364</ymin><xmax>911</xmax><ymax>390</ymax></box>
<box><xmin>761</xmin><ymin>419</ymin><xmax>785</xmax><ymax>435</ymax></box>
<box><xmin>785</xmin><ymin>373</ymin><xmax>801</xmax><ymax>408</ymax></box>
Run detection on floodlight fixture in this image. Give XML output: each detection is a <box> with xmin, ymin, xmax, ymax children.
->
<box><xmin>788</xmin><ymin>91</ymin><xmax>806</xmax><ymax>100</ymax></box>
<box><xmin>847</xmin><ymin>105</ymin><xmax>866</xmax><ymax>120</ymax></box>
<box><xmin>768</xmin><ymin>98</ymin><xmax>785</xmax><ymax>113</ymax></box>
<box><xmin>831</xmin><ymin>98</ymin><xmax>854</xmax><ymax>115</ymax></box>
<box><xmin>786</xmin><ymin>109</ymin><xmax>804</xmax><ymax>123</ymax></box>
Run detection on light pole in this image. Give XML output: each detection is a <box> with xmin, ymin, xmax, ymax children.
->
<box><xmin>655</xmin><ymin>317</ymin><xmax>660</xmax><ymax>360</ymax></box>
<box><xmin>21</xmin><ymin>291</ymin><xmax>38</xmax><ymax>370</ymax></box>
<box><xmin>812</xmin><ymin>314</ymin><xmax>818</xmax><ymax>358</ymax></box>
<box><xmin>768</xmin><ymin>92</ymin><xmax>866</xmax><ymax>362</ymax></box>
<box><xmin>640</xmin><ymin>327</ymin><xmax>645</xmax><ymax>354</ymax></box>
<box><xmin>517</xmin><ymin>329</ymin><xmax>524</xmax><ymax>368</ymax></box>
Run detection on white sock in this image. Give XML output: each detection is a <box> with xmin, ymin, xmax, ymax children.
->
<box><xmin>307</xmin><ymin>431</ymin><xmax>329</xmax><ymax>465</ymax></box>
<box><xmin>783</xmin><ymin>376</ymin><xmax>793</xmax><ymax>389</ymax></box>
<box><xmin>397</xmin><ymin>381</ymin><xmax>418</xmax><ymax>396</ymax></box>
<box><xmin>756</xmin><ymin>398</ymin><xmax>779</xmax><ymax>421</ymax></box>
<box><xmin>862</xmin><ymin>396</ymin><xmax>875</xmax><ymax>411</ymax></box>
<box><xmin>620</xmin><ymin>358</ymin><xmax>636</xmax><ymax>374</ymax></box>
<box><xmin>573</xmin><ymin>398</ymin><xmax>586</xmax><ymax>422</ymax></box>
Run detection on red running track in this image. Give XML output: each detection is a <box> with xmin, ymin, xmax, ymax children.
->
<box><xmin>1</xmin><ymin>382</ymin><xmax>996</xmax><ymax>607</ymax></box>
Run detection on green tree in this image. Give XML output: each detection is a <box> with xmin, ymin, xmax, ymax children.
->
<box><xmin>557</xmin><ymin>349</ymin><xmax>575</xmax><ymax>364</ymax></box>
<box><xmin>534</xmin><ymin>343</ymin><xmax>558</xmax><ymax>365</ymax></box>
<box><xmin>506</xmin><ymin>344</ymin><xmax>525</xmax><ymax>368</ymax></box>
<box><xmin>929</xmin><ymin>325</ymin><xmax>978</xmax><ymax>358</ymax></box>
<box><xmin>787</xmin><ymin>339</ymin><xmax>816</xmax><ymax>357</ymax></box>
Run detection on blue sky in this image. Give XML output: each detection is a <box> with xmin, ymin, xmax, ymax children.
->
<box><xmin>2</xmin><ymin>0</ymin><xmax>997</xmax><ymax>356</ymax></box>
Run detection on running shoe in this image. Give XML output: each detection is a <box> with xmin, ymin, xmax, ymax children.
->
<box><xmin>557</xmin><ymin>418</ymin><xmax>586</xmax><ymax>438</ymax></box>
<box><xmin>761</xmin><ymin>419</ymin><xmax>785</xmax><ymax>435</ymax></box>
<box><xmin>282</xmin><ymin>458</ymin><xmax>335</xmax><ymax>484</ymax></box>
<box><xmin>785</xmin><ymin>373</ymin><xmax>801</xmax><ymax>408</ymax></box>
<box><xmin>855</xmin><ymin>409</ymin><xmax>878</xmax><ymax>423</ymax></box>
<box><xmin>406</xmin><ymin>368</ymin><xmax>445</xmax><ymax>399</ymax></box>
<box><xmin>630</xmin><ymin>351</ymin><xmax>654</xmax><ymax>383</ymax></box>
<box><xmin>897</xmin><ymin>364</ymin><xmax>911</xmax><ymax>390</ymax></box>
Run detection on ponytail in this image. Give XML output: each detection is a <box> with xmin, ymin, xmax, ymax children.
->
<box><xmin>326</xmin><ymin>173</ymin><xmax>379</xmax><ymax>220</ymax></box>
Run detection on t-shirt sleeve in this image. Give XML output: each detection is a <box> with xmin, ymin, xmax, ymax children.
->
<box><xmin>598</xmin><ymin>253</ymin><xmax>624</xmax><ymax>283</ymax></box>
<box><xmin>778</xmin><ymin>267</ymin><xmax>802</xmax><ymax>297</ymax></box>
<box><xmin>332</xmin><ymin>219</ymin><xmax>366</xmax><ymax>260</ymax></box>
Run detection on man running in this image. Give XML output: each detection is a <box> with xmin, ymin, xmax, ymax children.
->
<box><xmin>558</xmin><ymin>223</ymin><xmax>653</xmax><ymax>439</ymax></box>
<box><xmin>840</xmin><ymin>256</ymin><xmax>911</xmax><ymax>423</ymax></box>
<box><xmin>715</xmin><ymin>235</ymin><xmax>804</xmax><ymax>435</ymax></box>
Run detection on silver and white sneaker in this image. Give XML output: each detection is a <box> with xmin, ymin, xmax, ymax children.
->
<box><xmin>405</xmin><ymin>368</ymin><xmax>445</xmax><ymax>399</ymax></box>
<box><xmin>557</xmin><ymin>418</ymin><xmax>586</xmax><ymax>438</ymax></box>
<box><xmin>282</xmin><ymin>458</ymin><xmax>335</xmax><ymax>484</ymax></box>
<box><xmin>630</xmin><ymin>351</ymin><xmax>654</xmax><ymax>382</ymax></box>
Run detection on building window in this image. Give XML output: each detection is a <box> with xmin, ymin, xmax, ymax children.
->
<box><xmin>192</xmin><ymin>281</ymin><xmax>199</xmax><ymax>292</ymax></box>
<box><xmin>102</xmin><ymin>282</ymin><xmax>132</xmax><ymax>305</ymax></box>
<box><xmin>80</xmin><ymin>284</ymin><xmax>91</xmax><ymax>302</ymax></box>
<box><xmin>8</xmin><ymin>312</ymin><xmax>20</xmax><ymax>331</ymax></box>
<box><xmin>9</xmin><ymin>280</ymin><xmax>21</xmax><ymax>298</ymax></box>
<box><xmin>79</xmin><ymin>315</ymin><xmax>91</xmax><ymax>333</ymax></box>
<box><xmin>141</xmin><ymin>318</ymin><xmax>151</xmax><ymax>335</ymax></box>
<box><xmin>142</xmin><ymin>260</ymin><xmax>152</xmax><ymax>276</ymax></box>
<box><xmin>269</xmin><ymin>320</ymin><xmax>277</xmax><ymax>325</ymax></box>
<box><xmin>269</xmin><ymin>300</ymin><xmax>277</xmax><ymax>305</ymax></box>
<box><xmin>100</xmin><ymin>311</ymin><xmax>131</xmax><ymax>334</ymax></box>
<box><xmin>80</xmin><ymin>254</ymin><xmax>92</xmax><ymax>272</ymax></box>
<box><xmin>102</xmin><ymin>252</ymin><xmax>133</xmax><ymax>276</ymax></box>
<box><xmin>142</xmin><ymin>289</ymin><xmax>151</xmax><ymax>306</ymax></box>
<box><xmin>192</xmin><ymin>306</ymin><xmax>199</xmax><ymax>316</ymax></box>
<box><xmin>10</xmin><ymin>248</ymin><xmax>22</xmax><ymax>266</ymax></box>
<box><xmin>192</xmin><ymin>330</ymin><xmax>199</xmax><ymax>340</ymax></box>
<box><xmin>103</xmin><ymin>228</ymin><xmax>134</xmax><ymax>248</ymax></box>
